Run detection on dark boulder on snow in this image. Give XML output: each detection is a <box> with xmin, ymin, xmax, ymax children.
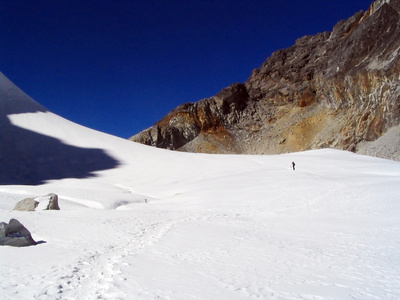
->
<box><xmin>0</xmin><ymin>218</ymin><xmax>44</xmax><ymax>247</ymax></box>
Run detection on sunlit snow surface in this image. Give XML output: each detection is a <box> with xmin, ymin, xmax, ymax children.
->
<box><xmin>1</xmin><ymin>109</ymin><xmax>400</xmax><ymax>299</ymax></box>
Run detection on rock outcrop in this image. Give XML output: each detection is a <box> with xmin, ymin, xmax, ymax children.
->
<box><xmin>131</xmin><ymin>0</ymin><xmax>400</xmax><ymax>160</ymax></box>
<box><xmin>14</xmin><ymin>198</ymin><xmax>39</xmax><ymax>211</ymax></box>
<box><xmin>357</xmin><ymin>124</ymin><xmax>400</xmax><ymax>160</ymax></box>
<box><xmin>46</xmin><ymin>193</ymin><xmax>60</xmax><ymax>210</ymax></box>
<box><xmin>14</xmin><ymin>193</ymin><xmax>60</xmax><ymax>211</ymax></box>
<box><xmin>132</xmin><ymin>83</ymin><xmax>248</xmax><ymax>153</ymax></box>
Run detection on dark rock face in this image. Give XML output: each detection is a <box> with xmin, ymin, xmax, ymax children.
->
<box><xmin>0</xmin><ymin>219</ymin><xmax>43</xmax><ymax>247</ymax></box>
<box><xmin>132</xmin><ymin>83</ymin><xmax>248</xmax><ymax>153</ymax></box>
<box><xmin>131</xmin><ymin>0</ymin><xmax>400</xmax><ymax>158</ymax></box>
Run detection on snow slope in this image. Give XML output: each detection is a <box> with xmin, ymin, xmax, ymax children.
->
<box><xmin>1</xmin><ymin>73</ymin><xmax>400</xmax><ymax>299</ymax></box>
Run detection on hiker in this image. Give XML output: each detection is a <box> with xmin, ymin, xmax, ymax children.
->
<box><xmin>292</xmin><ymin>161</ymin><xmax>295</xmax><ymax>170</ymax></box>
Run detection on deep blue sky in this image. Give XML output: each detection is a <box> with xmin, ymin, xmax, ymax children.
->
<box><xmin>1</xmin><ymin>0</ymin><xmax>373</xmax><ymax>138</ymax></box>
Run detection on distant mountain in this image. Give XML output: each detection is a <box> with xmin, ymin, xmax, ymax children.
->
<box><xmin>131</xmin><ymin>0</ymin><xmax>400</xmax><ymax>161</ymax></box>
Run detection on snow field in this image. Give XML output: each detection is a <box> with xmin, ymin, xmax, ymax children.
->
<box><xmin>1</xmin><ymin>148</ymin><xmax>400</xmax><ymax>299</ymax></box>
<box><xmin>0</xmin><ymin>101</ymin><xmax>399</xmax><ymax>299</ymax></box>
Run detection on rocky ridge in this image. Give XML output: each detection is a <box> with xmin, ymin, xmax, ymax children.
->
<box><xmin>131</xmin><ymin>0</ymin><xmax>400</xmax><ymax>160</ymax></box>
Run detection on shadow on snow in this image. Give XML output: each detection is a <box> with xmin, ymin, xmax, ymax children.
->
<box><xmin>0</xmin><ymin>98</ymin><xmax>120</xmax><ymax>185</ymax></box>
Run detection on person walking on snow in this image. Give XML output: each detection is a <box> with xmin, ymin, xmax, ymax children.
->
<box><xmin>292</xmin><ymin>161</ymin><xmax>295</xmax><ymax>170</ymax></box>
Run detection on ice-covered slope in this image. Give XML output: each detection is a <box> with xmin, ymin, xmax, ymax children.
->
<box><xmin>0</xmin><ymin>72</ymin><xmax>121</xmax><ymax>185</ymax></box>
<box><xmin>1</xmin><ymin>73</ymin><xmax>400</xmax><ymax>299</ymax></box>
